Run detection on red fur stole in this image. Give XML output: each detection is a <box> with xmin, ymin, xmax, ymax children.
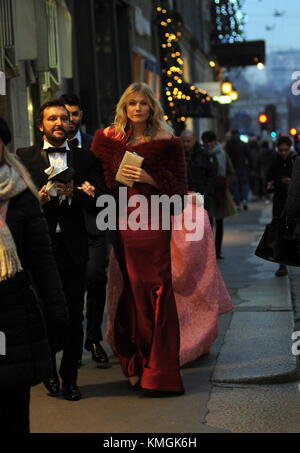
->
<box><xmin>91</xmin><ymin>129</ymin><xmax>188</xmax><ymax>197</ymax></box>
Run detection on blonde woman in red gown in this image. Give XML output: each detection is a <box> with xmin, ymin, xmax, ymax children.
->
<box><xmin>91</xmin><ymin>83</ymin><xmax>187</xmax><ymax>395</ymax></box>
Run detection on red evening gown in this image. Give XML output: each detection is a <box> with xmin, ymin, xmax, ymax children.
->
<box><xmin>91</xmin><ymin>129</ymin><xmax>187</xmax><ymax>393</ymax></box>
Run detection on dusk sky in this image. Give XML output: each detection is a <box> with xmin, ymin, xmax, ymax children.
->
<box><xmin>244</xmin><ymin>0</ymin><xmax>299</xmax><ymax>53</ymax></box>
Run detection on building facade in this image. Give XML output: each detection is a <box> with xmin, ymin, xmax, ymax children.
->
<box><xmin>0</xmin><ymin>0</ymin><xmax>225</xmax><ymax>148</ymax></box>
<box><xmin>0</xmin><ymin>0</ymin><xmax>73</xmax><ymax>149</ymax></box>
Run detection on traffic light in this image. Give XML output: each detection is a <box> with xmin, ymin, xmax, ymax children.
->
<box><xmin>258</xmin><ymin>113</ymin><xmax>268</xmax><ymax>124</ymax></box>
<box><xmin>290</xmin><ymin>128</ymin><xmax>297</xmax><ymax>136</ymax></box>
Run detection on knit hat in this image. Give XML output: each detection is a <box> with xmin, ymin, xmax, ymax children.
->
<box><xmin>0</xmin><ymin>117</ymin><xmax>12</xmax><ymax>146</ymax></box>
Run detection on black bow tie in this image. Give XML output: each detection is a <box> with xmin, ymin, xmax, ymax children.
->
<box><xmin>69</xmin><ymin>138</ymin><xmax>79</xmax><ymax>146</ymax></box>
<box><xmin>45</xmin><ymin>147</ymin><xmax>67</xmax><ymax>154</ymax></box>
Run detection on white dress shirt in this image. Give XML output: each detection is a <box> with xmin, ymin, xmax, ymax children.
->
<box><xmin>74</xmin><ymin>130</ymin><xmax>82</xmax><ymax>148</ymax></box>
<box><xmin>43</xmin><ymin>139</ymin><xmax>70</xmax><ymax>169</ymax></box>
<box><xmin>43</xmin><ymin>139</ymin><xmax>71</xmax><ymax>232</ymax></box>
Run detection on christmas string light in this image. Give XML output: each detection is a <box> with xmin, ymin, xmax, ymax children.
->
<box><xmin>157</xmin><ymin>4</ymin><xmax>216</xmax><ymax>128</ymax></box>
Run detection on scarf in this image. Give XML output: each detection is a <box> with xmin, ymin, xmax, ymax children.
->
<box><xmin>208</xmin><ymin>143</ymin><xmax>226</xmax><ymax>177</ymax></box>
<box><xmin>0</xmin><ymin>164</ymin><xmax>27</xmax><ymax>281</ymax></box>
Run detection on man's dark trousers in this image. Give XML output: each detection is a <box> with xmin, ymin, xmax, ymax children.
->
<box><xmin>51</xmin><ymin>233</ymin><xmax>87</xmax><ymax>383</ymax></box>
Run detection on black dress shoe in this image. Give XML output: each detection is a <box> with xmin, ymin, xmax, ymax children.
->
<box><xmin>43</xmin><ymin>376</ymin><xmax>60</xmax><ymax>396</ymax></box>
<box><xmin>61</xmin><ymin>382</ymin><xmax>82</xmax><ymax>401</ymax></box>
<box><xmin>84</xmin><ymin>341</ymin><xmax>112</xmax><ymax>369</ymax></box>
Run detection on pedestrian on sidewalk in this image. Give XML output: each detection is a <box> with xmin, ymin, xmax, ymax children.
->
<box><xmin>17</xmin><ymin>99</ymin><xmax>106</xmax><ymax>401</ymax></box>
<box><xmin>180</xmin><ymin>129</ymin><xmax>218</xmax><ymax>211</ymax></box>
<box><xmin>283</xmin><ymin>140</ymin><xmax>300</xmax><ymax>265</ymax></box>
<box><xmin>267</xmin><ymin>136</ymin><xmax>296</xmax><ymax>277</ymax></box>
<box><xmin>60</xmin><ymin>94</ymin><xmax>110</xmax><ymax>369</ymax></box>
<box><xmin>202</xmin><ymin>131</ymin><xmax>236</xmax><ymax>259</ymax></box>
<box><xmin>91</xmin><ymin>82</ymin><xmax>187</xmax><ymax>396</ymax></box>
<box><xmin>225</xmin><ymin>130</ymin><xmax>252</xmax><ymax>211</ymax></box>
<box><xmin>0</xmin><ymin>117</ymin><xmax>68</xmax><ymax>433</ymax></box>
<box><xmin>257</xmin><ymin>141</ymin><xmax>277</xmax><ymax>203</ymax></box>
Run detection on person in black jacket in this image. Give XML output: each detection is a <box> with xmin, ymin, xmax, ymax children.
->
<box><xmin>287</xmin><ymin>155</ymin><xmax>300</xmax><ymax>259</ymax></box>
<box><xmin>0</xmin><ymin>117</ymin><xmax>68</xmax><ymax>433</ymax></box>
<box><xmin>225</xmin><ymin>130</ymin><xmax>252</xmax><ymax>210</ymax></box>
<box><xmin>180</xmin><ymin>130</ymin><xmax>217</xmax><ymax>210</ymax></box>
<box><xmin>17</xmin><ymin>99</ymin><xmax>106</xmax><ymax>401</ymax></box>
<box><xmin>267</xmin><ymin>136</ymin><xmax>296</xmax><ymax>277</ymax></box>
<box><xmin>60</xmin><ymin>94</ymin><xmax>110</xmax><ymax>369</ymax></box>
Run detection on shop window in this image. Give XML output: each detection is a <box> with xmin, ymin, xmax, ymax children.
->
<box><xmin>133</xmin><ymin>52</ymin><xmax>161</xmax><ymax>99</ymax></box>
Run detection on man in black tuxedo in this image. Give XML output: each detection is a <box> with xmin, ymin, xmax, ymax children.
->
<box><xmin>17</xmin><ymin>99</ymin><xmax>105</xmax><ymax>401</ymax></box>
<box><xmin>60</xmin><ymin>94</ymin><xmax>110</xmax><ymax>369</ymax></box>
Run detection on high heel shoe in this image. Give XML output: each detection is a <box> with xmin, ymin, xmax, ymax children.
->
<box><xmin>129</xmin><ymin>376</ymin><xmax>141</xmax><ymax>389</ymax></box>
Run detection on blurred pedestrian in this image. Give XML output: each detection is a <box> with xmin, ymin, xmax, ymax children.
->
<box><xmin>0</xmin><ymin>117</ymin><xmax>68</xmax><ymax>433</ymax></box>
<box><xmin>225</xmin><ymin>130</ymin><xmax>252</xmax><ymax>210</ymax></box>
<box><xmin>180</xmin><ymin>129</ymin><xmax>217</xmax><ymax>210</ymax></box>
<box><xmin>17</xmin><ymin>99</ymin><xmax>105</xmax><ymax>401</ymax></box>
<box><xmin>248</xmin><ymin>135</ymin><xmax>261</xmax><ymax>201</ymax></box>
<box><xmin>266</xmin><ymin>136</ymin><xmax>296</xmax><ymax>277</ymax></box>
<box><xmin>286</xmin><ymin>157</ymin><xmax>300</xmax><ymax>260</ymax></box>
<box><xmin>92</xmin><ymin>82</ymin><xmax>187</xmax><ymax>395</ymax></box>
<box><xmin>202</xmin><ymin>131</ymin><xmax>236</xmax><ymax>259</ymax></box>
<box><xmin>60</xmin><ymin>94</ymin><xmax>110</xmax><ymax>369</ymax></box>
<box><xmin>257</xmin><ymin>141</ymin><xmax>277</xmax><ymax>202</ymax></box>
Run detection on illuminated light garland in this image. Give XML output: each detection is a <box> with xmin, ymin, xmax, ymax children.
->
<box><xmin>157</xmin><ymin>5</ymin><xmax>212</xmax><ymax>129</ymax></box>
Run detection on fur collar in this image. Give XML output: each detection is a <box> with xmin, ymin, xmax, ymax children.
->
<box><xmin>91</xmin><ymin>129</ymin><xmax>188</xmax><ymax>197</ymax></box>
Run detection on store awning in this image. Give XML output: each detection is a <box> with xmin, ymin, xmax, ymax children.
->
<box><xmin>212</xmin><ymin>40</ymin><xmax>265</xmax><ymax>67</ymax></box>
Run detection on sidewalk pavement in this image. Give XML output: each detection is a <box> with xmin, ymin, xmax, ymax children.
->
<box><xmin>213</xmin><ymin>202</ymin><xmax>299</xmax><ymax>384</ymax></box>
<box><xmin>30</xmin><ymin>201</ymin><xmax>300</xmax><ymax>433</ymax></box>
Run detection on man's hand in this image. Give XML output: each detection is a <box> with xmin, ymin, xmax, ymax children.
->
<box><xmin>77</xmin><ymin>181</ymin><xmax>95</xmax><ymax>198</ymax></box>
<box><xmin>39</xmin><ymin>185</ymin><xmax>51</xmax><ymax>205</ymax></box>
<box><xmin>266</xmin><ymin>181</ymin><xmax>274</xmax><ymax>191</ymax></box>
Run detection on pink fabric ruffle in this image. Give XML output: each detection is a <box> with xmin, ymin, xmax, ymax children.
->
<box><xmin>105</xmin><ymin>194</ymin><xmax>233</xmax><ymax>366</ymax></box>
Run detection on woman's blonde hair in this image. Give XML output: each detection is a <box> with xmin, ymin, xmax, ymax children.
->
<box><xmin>1</xmin><ymin>142</ymin><xmax>39</xmax><ymax>199</ymax></box>
<box><xmin>113</xmin><ymin>82</ymin><xmax>173</xmax><ymax>139</ymax></box>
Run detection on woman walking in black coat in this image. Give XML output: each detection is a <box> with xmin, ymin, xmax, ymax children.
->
<box><xmin>0</xmin><ymin>117</ymin><xmax>68</xmax><ymax>433</ymax></box>
<box><xmin>266</xmin><ymin>136</ymin><xmax>296</xmax><ymax>276</ymax></box>
<box><xmin>286</xmin><ymin>154</ymin><xmax>300</xmax><ymax>260</ymax></box>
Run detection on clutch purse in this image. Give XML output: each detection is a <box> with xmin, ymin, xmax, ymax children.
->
<box><xmin>115</xmin><ymin>151</ymin><xmax>144</xmax><ymax>187</ymax></box>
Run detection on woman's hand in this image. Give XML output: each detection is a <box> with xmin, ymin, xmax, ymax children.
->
<box><xmin>122</xmin><ymin>165</ymin><xmax>160</xmax><ymax>189</ymax></box>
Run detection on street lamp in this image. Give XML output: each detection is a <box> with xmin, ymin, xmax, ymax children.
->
<box><xmin>230</xmin><ymin>90</ymin><xmax>239</xmax><ymax>101</ymax></box>
<box><xmin>221</xmin><ymin>81</ymin><xmax>233</xmax><ymax>95</ymax></box>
